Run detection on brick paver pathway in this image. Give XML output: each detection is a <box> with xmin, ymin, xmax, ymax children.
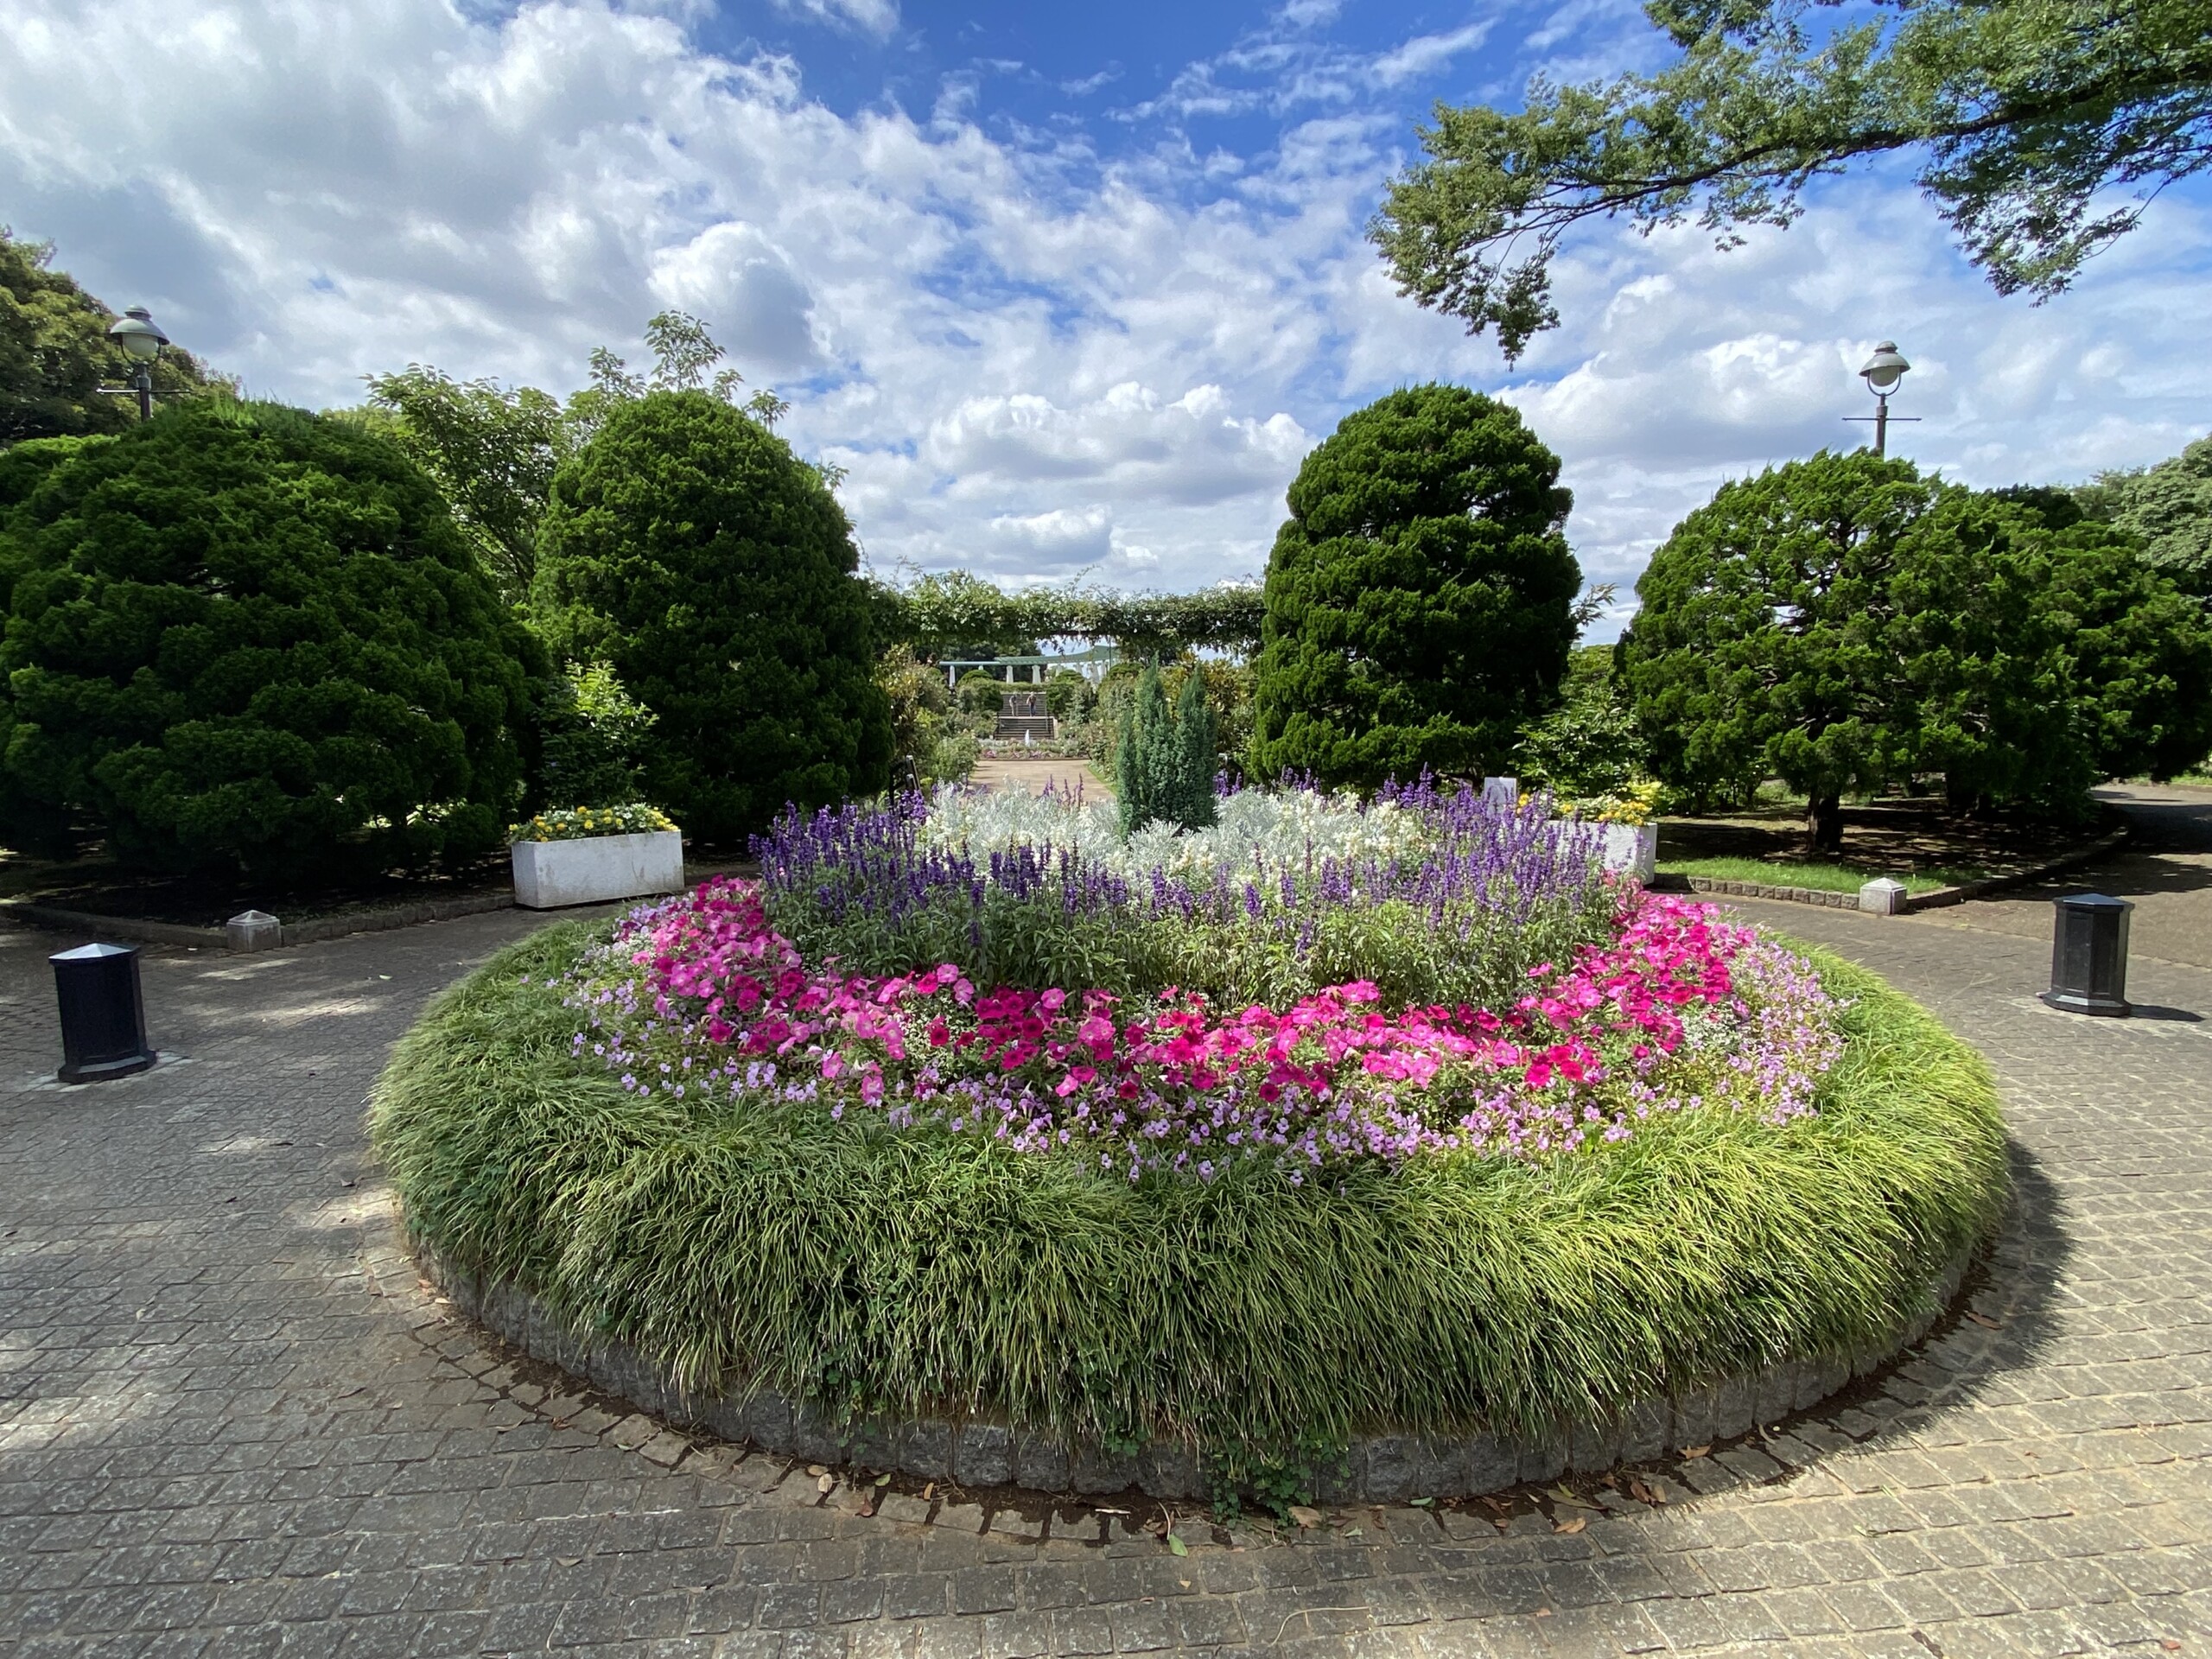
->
<box><xmin>3</xmin><ymin>794</ymin><xmax>2208</xmax><ymax>1658</ymax></box>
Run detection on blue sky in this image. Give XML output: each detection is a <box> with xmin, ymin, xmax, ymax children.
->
<box><xmin>4</xmin><ymin>0</ymin><xmax>2209</xmax><ymax>638</ymax></box>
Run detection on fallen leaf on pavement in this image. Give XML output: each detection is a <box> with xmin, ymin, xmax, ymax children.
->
<box><xmin>1552</xmin><ymin>1516</ymin><xmax>1587</xmax><ymax>1535</ymax></box>
<box><xmin>1681</xmin><ymin>1444</ymin><xmax>1711</xmax><ymax>1459</ymax></box>
<box><xmin>1288</xmin><ymin>1506</ymin><xmax>1322</xmax><ymax>1529</ymax></box>
<box><xmin>1966</xmin><ymin>1311</ymin><xmax>2002</xmax><ymax>1328</ymax></box>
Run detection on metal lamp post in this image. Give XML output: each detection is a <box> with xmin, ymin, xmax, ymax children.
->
<box><xmin>102</xmin><ymin>306</ymin><xmax>169</xmax><ymax>420</ymax></box>
<box><xmin>1847</xmin><ymin>340</ymin><xmax>1919</xmax><ymax>457</ymax></box>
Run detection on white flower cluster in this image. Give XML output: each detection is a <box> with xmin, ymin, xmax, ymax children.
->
<box><xmin>917</xmin><ymin>783</ymin><xmax>1436</xmax><ymax>884</ymax></box>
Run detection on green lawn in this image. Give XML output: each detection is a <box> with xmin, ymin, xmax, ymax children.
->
<box><xmin>1656</xmin><ymin>855</ymin><xmax>1995</xmax><ymax>895</ymax></box>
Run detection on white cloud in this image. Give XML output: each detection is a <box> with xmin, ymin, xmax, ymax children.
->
<box><xmin>0</xmin><ymin>0</ymin><xmax>2205</xmax><ymax>637</ymax></box>
<box><xmin>1370</xmin><ymin>22</ymin><xmax>1493</xmax><ymax>87</ymax></box>
<box><xmin>985</xmin><ymin>505</ymin><xmax>1115</xmax><ymax>567</ymax></box>
<box><xmin>771</xmin><ymin>0</ymin><xmax>899</xmax><ymax>39</ymax></box>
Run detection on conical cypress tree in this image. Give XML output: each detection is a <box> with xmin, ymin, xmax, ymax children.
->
<box><xmin>1173</xmin><ymin>670</ymin><xmax>1217</xmax><ymax>828</ymax></box>
<box><xmin>1115</xmin><ymin>663</ymin><xmax>1218</xmax><ymax>835</ymax></box>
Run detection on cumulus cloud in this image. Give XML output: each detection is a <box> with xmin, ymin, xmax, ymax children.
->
<box><xmin>927</xmin><ymin>384</ymin><xmax>1310</xmax><ymax>506</ymax></box>
<box><xmin>0</xmin><ymin>0</ymin><xmax>2205</xmax><ymax>632</ymax></box>
<box><xmin>771</xmin><ymin>0</ymin><xmax>898</xmax><ymax>39</ymax></box>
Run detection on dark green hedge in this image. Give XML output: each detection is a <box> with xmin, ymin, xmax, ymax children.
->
<box><xmin>532</xmin><ymin>391</ymin><xmax>891</xmax><ymax>843</ymax></box>
<box><xmin>0</xmin><ymin>400</ymin><xmax>536</xmax><ymax>873</ymax></box>
<box><xmin>1251</xmin><ymin>384</ymin><xmax>1581</xmax><ymax>788</ymax></box>
<box><xmin>372</xmin><ymin>924</ymin><xmax>2006</xmax><ymax>1466</ymax></box>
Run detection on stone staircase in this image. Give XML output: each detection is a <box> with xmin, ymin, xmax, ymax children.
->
<box><xmin>993</xmin><ymin>690</ymin><xmax>1055</xmax><ymax>742</ymax></box>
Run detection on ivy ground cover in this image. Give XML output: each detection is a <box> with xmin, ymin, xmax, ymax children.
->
<box><xmin>373</xmin><ymin>782</ymin><xmax>2008</xmax><ymax>1488</ymax></box>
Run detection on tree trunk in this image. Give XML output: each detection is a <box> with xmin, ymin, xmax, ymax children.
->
<box><xmin>1807</xmin><ymin>791</ymin><xmax>1846</xmax><ymax>855</ymax></box>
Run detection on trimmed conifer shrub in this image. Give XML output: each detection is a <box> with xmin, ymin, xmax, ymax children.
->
<box><xmin>1173</xmin><ymin>669</ymin><xmax>1218</xmax><ymax>828</ymax></box>
<box><xmin>1116</xmin><ymin>663</ymin><xmax>1215</xmax><ymax>834</ymax></box>
<box><xmin>532</xmin><ymin>391</ymin><xmax>892</xmax><ymax>843</ymax></box>
<box><xmin>1250</xmin><ymin>384</ymin><xmax>1580</xmax><ymax>789</ymax></box>
<box><xmin>0</xmin><ymin>401</ymin><xmax>535</xmax><ymax>872</ymax></box>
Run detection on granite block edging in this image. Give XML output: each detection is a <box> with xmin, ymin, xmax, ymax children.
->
<box><xmin>2</xmin><ymin>889</ymin><xmax>517</xmax><ymax>952</ymax></box>
<box><xmin>416</xmin><ymin>1239</ymin><xmax>1974</xmax><ymax>1503</ymax></box>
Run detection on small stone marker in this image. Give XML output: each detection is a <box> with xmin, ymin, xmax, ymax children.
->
<box><xmin>1481</xmin><ymin>776</ymin><xmax>1517</xmax><ymax>809</ymax></box>
<box><xmin>1857</xmin><ymin>878</ymin><xmax>1908</xmax><ymax>917</ymax></box>
<box><xmin>226</xmin><ymin>910</ymin><xmax>282</xmax><ymax>952</ymax></box>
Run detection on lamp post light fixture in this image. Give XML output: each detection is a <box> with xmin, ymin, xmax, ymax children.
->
<box><xmin>1845</xmin><ymin>340</ymin><xmax>1919</xmax><ymax>458</ymax></box>
<box><xmin>102</xmin><ymin>305</ymin><xmax>169</xmax><ymax>420</ymax></box>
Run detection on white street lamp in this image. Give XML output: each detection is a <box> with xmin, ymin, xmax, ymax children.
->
<box><xmin>102</xmin><ymin>306</ymin><xmax>170</xmax><ymax>420</ymax></box>
<box><xmin>1847</xmin><ymin>340</ymin><xmax>1917</xmax><ymax>457</ymax></box>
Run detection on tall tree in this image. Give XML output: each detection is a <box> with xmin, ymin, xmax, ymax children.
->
<box><xmin>365</xmin><ymin>310</ymin><xmax>806</xmax><ymax>604</ymax></box>
<box><xmin>2075</xmin><ymin>432</ymin><xmax>2212</xmax><ymax>601</ymax></box>
<box><xmin>362</xmin><ymin>369</ymin><xmax>573</xmax><ymax>605</ymax></box>
<box><xmin>533</xmin><ymin>391</ymin><xmax>890</xmax><ymax>842</ymax></box>
<box><xmin>1620</xmin><ymin>456</ymin><xmax>2212</xmax><ymax>845</ymax></box>
<box><xmin>1250</xmin><ymin>385</ymin><xmax>1580</xmax><ymax>789</ymax></box>
<box><xmin>0</xmin><ymin>229</ymin><xmax>219</xmax><ymax>441</ymax></box>
<box><xmin>1371</xmin><ymin>0</ymin><xmax>2212</xmax><ymax>360</ymax></box>
<box><xmin>1618</xmin><ymin>452</ymin><xmax>1942</xmax><ymax>848</ymax></box>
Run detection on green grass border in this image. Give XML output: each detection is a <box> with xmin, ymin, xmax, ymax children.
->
<box><xmin>1656</xmin><ymin>855</ymin><xmax>1993</xmax><ymax>894</ymax></box>
<box><xmin>370</xmin><ymin>921</ymin><xmax>2007</xmax><ymax>1462</ymax></box>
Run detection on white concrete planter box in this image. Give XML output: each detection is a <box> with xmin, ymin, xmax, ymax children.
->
<box><xmin>512</xmin><ymin>830</ymin><xmax>685</xmax><ymax>910</ymax></box>
<box><xmin>1593</xmin><ymin>822</ymin><xmax>1659</xmax><ymax>882</ymax></box>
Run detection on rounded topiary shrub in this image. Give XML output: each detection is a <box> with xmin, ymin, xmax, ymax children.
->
<box><xmin>1250</xmin><ymin>384</ymin><xmax>1581</xmax><ymax>789</ymax></box>
<box><xmin>0</xmin><ymin>400</ymin><xmax>535</xmax><ymax>872</ymax></box>
<box><xmin>532</xmin><ymin>391</ymin><xmax>891</xmax><ymax>843</ymax></box>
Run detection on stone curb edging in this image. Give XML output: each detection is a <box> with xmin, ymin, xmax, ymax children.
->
<box><xmin>0</xmin><ymin>889</ymin><xmax>516</xmax><ymax>952</ymax></box>
<box><xmin>1666</xmin><ymin>826</ymin><xmax>2130</xmax><ymax>915</ymax></box>
<box><xmin>1897</xmin><ymin>827</ymin><xmax>2130</xmax><ymax>912</ymax></box>
<box><xmin>416</xmin><ymin>1240</ymin><xmax>1973</xmax><ymax>1503</ymax></box>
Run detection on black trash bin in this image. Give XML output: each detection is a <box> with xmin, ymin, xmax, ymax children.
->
<box><xmin>50</xmin><ymin>942</ymin><xmax>157</xmax><ymax>1083</ymax></box>
<box><xmin>2042</xmin><ymin>893</ymin><xmax>2133</xmax><ymax>1018</ymax></box>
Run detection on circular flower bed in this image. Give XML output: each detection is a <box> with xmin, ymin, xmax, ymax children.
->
<box><xmin>373</xmin><ymin>781</ymin><xmax>2006</xmax><ymax>1500</ymax></box>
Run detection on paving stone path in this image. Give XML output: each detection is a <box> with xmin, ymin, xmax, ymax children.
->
<box><xmin>3</xmin><ymin>791</ymin><xmax>2209</xmax><ymax>1658</ymax></box>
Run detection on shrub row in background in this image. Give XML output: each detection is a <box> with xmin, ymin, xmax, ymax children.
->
<box><xmin>0</xmin><ymin>391</ymin><xmax>892</xmax><ymax>874</ymax></box>
<box><xmin>0</xmin><ymin>401</ymin><xmax>536</xmax><ymax>874</ymax></box>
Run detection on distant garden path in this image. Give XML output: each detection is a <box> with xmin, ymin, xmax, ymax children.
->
<box><xmin>0</xmin><ymin>789</ymin><xmax>2206</xmax><ymax>1656</ymax></box>
<box><xmin>968</xmin><ymin>756</ymin><xmax>1110</xmax><ymax>798</ymax></box>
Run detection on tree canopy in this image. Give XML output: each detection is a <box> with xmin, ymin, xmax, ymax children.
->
<box><xmin>363</xmin><ymin>309</ymin><xmax>801</xmax><ymax>606</ymax></box>
<box><xmin>1618</xmin><ymin>452</ymin><xmax>2212</xmax><ymax>847</ymax></box>
<box><xmin>1</xmin><ymin>229</ymin><xmax>220</xmax><ymax>442</ymax></box>
<box><xmin>1249</xmin><ymin>384</ymin><xmax>1581</xmax><ymax>789</ymax></box>
<box><xmin>533</xmin><ymin>391</ymin><xmax>890</xmax><ymax>842</ymax></box>
<box><xmin>1372</xmin><ymin>0</ymin><xmax>2212</xmax><ymax>359</ymax></box>
<box><xmin>0</xmin><ymin>401</ymin><xmax>535</xmax><ymax>873</ymax></box>
<box><xmin>2076</xmin><ymin>431</ymin><xmax>2212</xmax><ymax>601</ymax></box>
